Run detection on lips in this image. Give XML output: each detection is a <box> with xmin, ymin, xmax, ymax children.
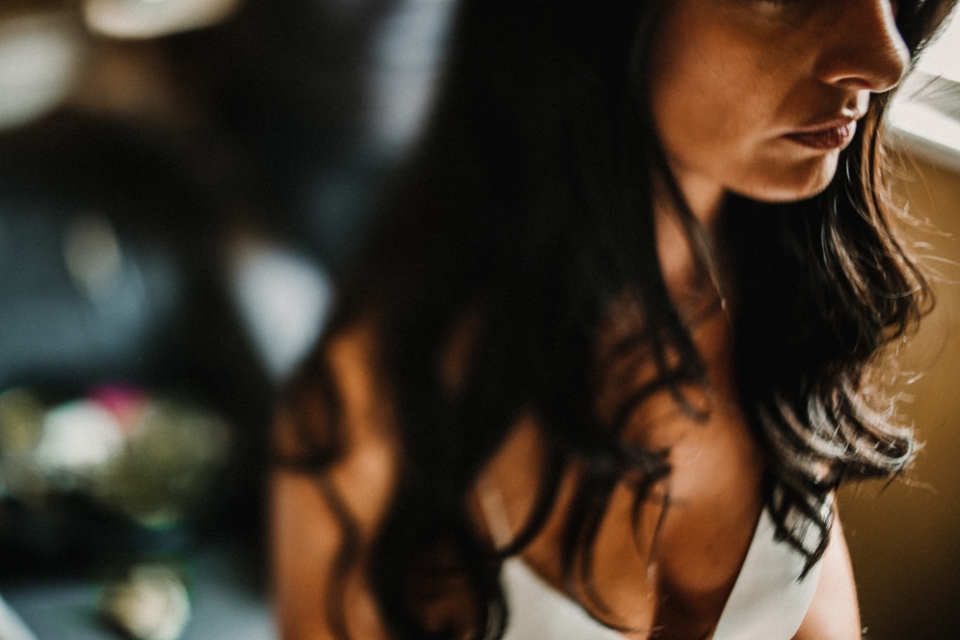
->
<box><xmin>784</xmin><ymin>120</ymin><xmax>857</xmax><ymax>151</ymax></box>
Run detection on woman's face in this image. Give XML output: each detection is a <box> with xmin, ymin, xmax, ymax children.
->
<box><xmin>649</xmin><ymin>0</ymin><xmax>909</xmax><ymax>216</ymax></box>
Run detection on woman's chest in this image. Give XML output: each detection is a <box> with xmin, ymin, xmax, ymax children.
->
<box><xmin>480</xmin><ymin>311</ymin><xmax>766</xmax><ymax>639</ymax></box>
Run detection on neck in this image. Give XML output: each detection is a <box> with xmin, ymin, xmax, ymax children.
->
<box><xmin>653</xmin><ymin>170</ymin><xmax>728</xmax><ymax>313</ymax></box>
<box><xmin>661</xmin><ymin>170</ymin><xmax>726</xmax><ymax>230</ymax></box>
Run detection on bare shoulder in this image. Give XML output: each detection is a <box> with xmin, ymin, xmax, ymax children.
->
<box><xmin>271</xmin><ymin>322</ymin><xmax>400</xmax><ymax>640</ymax></box>
<box><xmin>792</xmin><ymin>515</ymin><xmax>862</xmax><ymax>640</ymax></box>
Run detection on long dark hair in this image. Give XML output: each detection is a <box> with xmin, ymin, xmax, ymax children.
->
<box><xmin>277</xmin><ymin>0</ymin><xmax>957</xmax><ymax>638</ymax></box>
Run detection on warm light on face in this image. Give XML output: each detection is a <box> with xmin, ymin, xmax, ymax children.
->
<box><xmin>649</xmin><ymin>0</ymin><xmax>909</xmax><ymax>214</ymax></box>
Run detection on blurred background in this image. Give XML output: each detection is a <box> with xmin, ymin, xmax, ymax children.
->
<box><xmin>0</xmin><ymin>1</ymin><xmax>954</xmax><ymax>639</ymax></box>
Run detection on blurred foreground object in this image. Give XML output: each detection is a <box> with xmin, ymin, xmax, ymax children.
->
<box><xmin>98</xmin><ymin>564</ymin><xmax>191</xmax><ymax>640</ymax></box>
<box><xmin>0</xmin><ymin>593</ymin><xmax>37</xmax><ymax>640</ymax></box>
<box><xmin>0</xmin><ymin>386</ymin><xmax>230</xmax><ymax>566</ymax></box>
<box><xmin>84</xmin><ymin>0</ymin><xmax>242</xmax><ymax>39</ymax></box>
<box><xmin>225</xmin><ymin>234</ymin><xmax>332</xmax><ymax>382</ymax></box>
<box><xmin>0</xmin><ymin>9</ymin><xmax>86</xmax><ymax>130</ymax></box>
<box><xmin>0</xmin><ymin>0</ymin><xmax>243</xmax><ymax>133</ymax></box>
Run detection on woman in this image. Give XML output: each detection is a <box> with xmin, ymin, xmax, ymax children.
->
<box><xmin>271</xmin><ymin>1</ymin><xmax>957</xmax><ymax>639</ymax></box>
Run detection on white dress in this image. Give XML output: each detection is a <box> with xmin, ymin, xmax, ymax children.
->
<box><xmin>499</xmin><ymin>509</ymin><xmax>820</xmax><ymax>640</ymax></box>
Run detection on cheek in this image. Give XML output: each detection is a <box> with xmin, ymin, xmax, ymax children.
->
<box><xmin>648</xmin><ymin>4</ymin><xmax>840</xmax><ymax>203</ymax></box>
<box><xmin>655</xmin><ymin>83</ymin><xmax>753</xmax><ymax>170</ymax></box>
<box><xmin>650</xmin><ymin>25</ymin><xmax>771</xmax><ymax>174</ymax></box>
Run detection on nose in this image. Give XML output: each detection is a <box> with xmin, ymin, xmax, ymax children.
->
<box><xmin>814</xmin><ymin>0</ymin><xmax>910</xmax><ymax>93</ymax></box>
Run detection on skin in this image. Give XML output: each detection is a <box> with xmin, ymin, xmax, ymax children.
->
<box><xmin>650</xmin><ymin>0</ymin><xmax>908</xmax><ymax>225</ymax></box>
<box><xmin>272</xmin><ymin>1</ymin><xmax>909</xmax><ymax>638</ymax></box>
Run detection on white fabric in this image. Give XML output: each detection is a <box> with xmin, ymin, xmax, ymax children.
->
<box><xmin>499</xmin><ymin>509</ymin><xmax>821</xmax><ymax>640</ymax></box>
<box><xmin>709</xmin><ymin>510</ymin><xmax>820</xmax><ymax>640</ymax></box>
<box><xmin>500</xmin><ymin>560</ymin><xmax>623</xmax><ymax>640</ymax></box>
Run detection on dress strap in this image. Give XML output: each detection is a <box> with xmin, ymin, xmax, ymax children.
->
<box><xmin>710</xmin><ymin>509</ymin><xmax>821</xmax><ymax>640</ymax></box>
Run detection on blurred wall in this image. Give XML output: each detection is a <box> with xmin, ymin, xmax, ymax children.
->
<box><xmin>840</xmin><ymin>152</ymin><xmax>960</xmax><ymax>640</ymax></box>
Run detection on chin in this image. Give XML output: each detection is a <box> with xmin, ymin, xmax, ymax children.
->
<box><xmin>735</xmin><ymin>153</ymin><xmax>841</xmax><ymax>204</ymax></box>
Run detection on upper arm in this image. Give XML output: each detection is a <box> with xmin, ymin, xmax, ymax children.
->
<box><xmin>792</xmin><ymin>515</ymin><xmax>861</xmax><ymax>640</ymax></box>
<box><xmin>271</xmin><ymin>462</ymin><xmax>393</xmax><ymax>640</ymax></box>
<box><xmin>270</xmin><ymin>329</ymin><xmax>398</xmax><ymax>640</ymax></box>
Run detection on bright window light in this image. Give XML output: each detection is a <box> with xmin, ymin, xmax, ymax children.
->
<box><xmin>889</xmin><ymin>11</ymin><xmax>960</xmax><ymax>170</ymax></box>
<box><xmin>916</xmin><ymin>8</ymin><xmax>960</xmax><ymax>83</ymax></box>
